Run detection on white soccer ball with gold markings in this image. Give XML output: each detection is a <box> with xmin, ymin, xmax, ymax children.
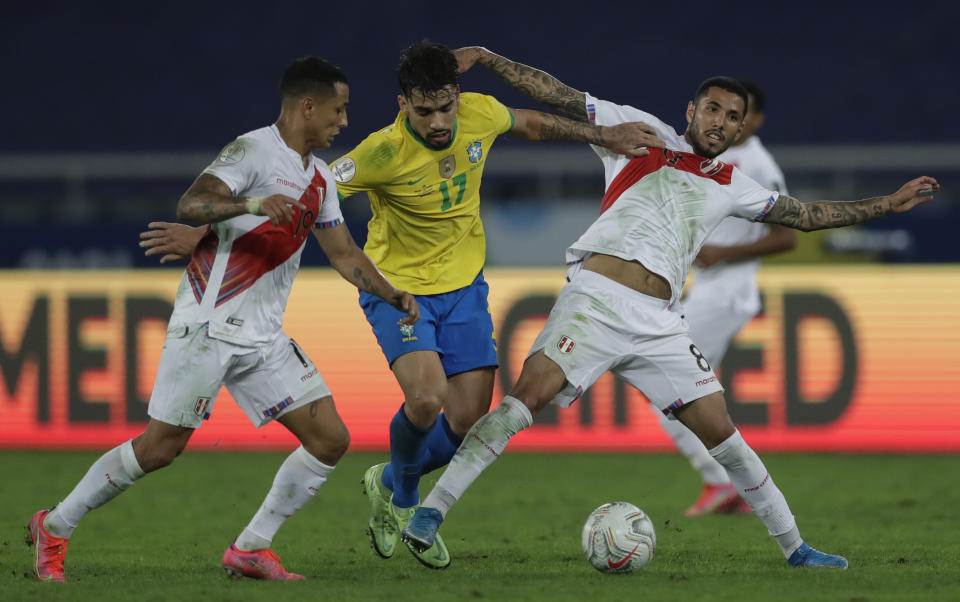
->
<box><xmin>581</xmin><ymin>501</ymin><xmax>656</xmax><ymax>574</ymax></box>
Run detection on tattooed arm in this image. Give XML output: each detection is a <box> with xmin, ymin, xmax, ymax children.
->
<box><xmin>763</xmin><ymin>177</ymin><xmax>940</xmax><ymax>231</ymax></box>
<box><xmin>509</xmin><ymin>108</ymin><xmax>663</xmax><ymax>156</ymax></box>
<box><xmin>312</xmin><ymin>224</ymin><xmax>419</xmax><ymax>325</ymax></box>
<box><xmin>455</xmin><ymin>46</ymin><xmax>589</xmax><ymax>121</ymax></box>
<box><xmin>177</xmin><ymin>174</ymin><xmax>305</xmax><ymax>226</ymax></box>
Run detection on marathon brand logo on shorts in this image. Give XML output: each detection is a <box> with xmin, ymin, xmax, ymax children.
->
<box><xmin>226</xmin><ymin>316</ymin><xmax>244</xmax><ymax>327</ymax></box>
<box><xmin>194</xmin><ymin>397</ymin><xmax>211</xmax><ymax>419</ymax></box>
<box><xmin>300</xmin><ymin>367</ymin><xmax>319</xmax><ymax>382</ymax></box>
<box><xmin>467</xmin><ymin>141</ymin><xmax>483</xmax><ymax>163</ymax></box>
<box><xmin>696</xmin><ymin>375</ymin><xmax>718</xmax><ymax>387</ymax></box>
<box><xmin>400</xmin><ymin>323</ymin><xmax>418</xmax><ymax>343</ymax></box>
<box><xmin>263</xmin><ymin>396</ymin><xmax>294</xmax><ymax>419</ymax></box>
<box><xmin>557</xmin><ymin>335</ymin><xmax>576</xmax><ymax>354</ymax></box>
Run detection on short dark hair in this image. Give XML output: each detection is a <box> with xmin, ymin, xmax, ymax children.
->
<box><xmin>737</xmin><ymin>79</ymin><xmax>766</xmax><ymax>114</ymax></box>
<box><xmin>397</xmin><ymin>41</ymin><xmax>459</xmax><ymax>98</ymax></box>
<box><xmin>694</xmin><ymin>76</ymin><xmax>749</xmax><ymax>116</ymax></box>
<box><xmin>280</xmin><ymin>57</ymin><xmax>348</xmax><ymax>100</ymax></box>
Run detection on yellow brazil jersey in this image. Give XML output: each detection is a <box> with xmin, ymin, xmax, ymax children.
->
<box><xmin>331</xmin><ymin>92</ymin><xmax>514</xmax><ymax>295</ymax></box>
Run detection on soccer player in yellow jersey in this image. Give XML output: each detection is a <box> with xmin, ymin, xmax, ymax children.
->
<box><xmin>336</xmin><ymin>41</ymin><xmax>664</xmax><ymax>569</ymax></box>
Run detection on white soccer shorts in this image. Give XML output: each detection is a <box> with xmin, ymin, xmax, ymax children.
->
<box><xmin>147</xmin><ymin>323</ymin><xmax>332</xmax><ymax>428</ymax></box>
<box><xmin>530</xmin><ymin>270</ymin><xmax>724</xmax><ymax>416</ymax></box>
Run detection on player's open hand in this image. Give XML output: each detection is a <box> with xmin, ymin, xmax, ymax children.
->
<box><xmin>602</xmin><ymin>122</ymin><xmax>666</xmax><ymax>157</ymax></box>
<box><xmin>392</xmin><ymin>291</ymin><xmax>420</xmax><ymax>325</ymax></box>
<box><xmin>889</xmin><ymin>177</ymin><xmax>940</xmax><ymax>214</ymax></box>
<box><xmin>139</xmin><ymin>222</ymin><xmax>206</xmax><ymax>264</ymax></box>
<box><xmin>453</xmin><ymin>46</ymin><xmax>486</xmax><ymax>74</ymax></box>
<box><xmin>247</xmin><ymin>194</ymin><xmax>307</xmax><ymax>226</ymax></box>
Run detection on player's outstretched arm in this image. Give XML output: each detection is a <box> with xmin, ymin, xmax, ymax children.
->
<box><xmin>763</xmin><ymin>177</ymin><xmax>940</xmax><ymax>232</ymax></box>
<box><xmin>312</xmin><ymin>225</ymin><xmax>420</xmax><ymax>325</ymax></box>
<box><xmin>454</xmin><ymin>46</ymin><xmax>589</xmax><ymax>122</ymax></box>
<box><xmin>509</xmin><ymin>109</ymin><xmax>664</xmax><ymax>157</ymax></box>
<box><xmin>177</xmin><ymin>174</ymin><xmax>305</xmax><ymax>226</ymax></box>
<box><xmin>139</xmin><ymin>222</ymin><xmax>206</xmax><ymax>264</ymax></box>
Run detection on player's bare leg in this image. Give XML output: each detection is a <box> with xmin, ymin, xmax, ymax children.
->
<box><xmin>443</xmin><ymin>367</ymin><xmax>496</xmax><ymax>437</ymax></box>
<box><xmin>676</xmin><ymin>393</ymin><xmax>848</xmax><ymax>568</ymax></box>
<box><xmin>404</xmin><ymin>351</ymin><xmax>563</xmax><ymax>550</ymax></box>
<box><xmin>223</xmin><ymin>397</ymin><xmax>346</xmax><ymax>580</ymax></box>
<box><xmin>29</xmin><ymin>419</ymin><xmax>192</xmax><ymax>582</ymax></box>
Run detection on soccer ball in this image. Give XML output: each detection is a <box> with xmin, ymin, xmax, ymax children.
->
<box><xmin>581</xmin><ymin>501</ymin><xmax>656</xmax><ymax>574</ymax></box>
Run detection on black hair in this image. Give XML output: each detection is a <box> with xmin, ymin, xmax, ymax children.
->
<box><xmin>279</xmin><ymin>57</ymin><xmax>348</xmax><ymax>100</ymax></box>
<box><xmin>397</xmin><ymin>40</ymin><xmax>459</xmax><ymax>98</ymax></box>
<box><xmin>737</xmin><ymin>79</ymin><xmax>766</xmax><ymax>114</ymax></box>
<box><xmin>693</xmin><ymin>76</ymin><xmax>749</xmax><ymax>116</ymax></box>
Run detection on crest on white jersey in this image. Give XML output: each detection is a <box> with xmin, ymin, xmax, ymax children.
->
<box><xmin>217</xmin><ymin>141</ymin><xmax>246</xmax><ymax>164</ymax></box>
<box><xmin>699</xmin><ymin>158</ymin><xmax>725</xmax><ymax>177</ymax></box>
<box><xmin>332</xmin><ymin>157</ymin><xmax>356</xmax><ymax>183</ymax></box>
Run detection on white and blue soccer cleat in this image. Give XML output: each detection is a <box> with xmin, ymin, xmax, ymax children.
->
<box><xmin>401</xmin><ymin>507</ymin><xmax>444</xmax><ymax>553</ymax></box>
<box><xmin>787</xmin><ymin>542</ymin><xmax>849</xmax><ymax>569</ymax></box>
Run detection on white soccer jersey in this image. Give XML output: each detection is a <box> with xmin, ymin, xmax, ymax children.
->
<box><xmin>693</xmin><ymin>136</ymin><xmax>789</xmax><ymax>293</ymax></box>
<box><xmin>166</xmin><ymin>125</ymin><xmax>344</xmax><ymax>346</ymax></box>
<box><xmin>577</xmin><ymin>94</ymin><xmax>779</xmax><ymax>307</ymax></box>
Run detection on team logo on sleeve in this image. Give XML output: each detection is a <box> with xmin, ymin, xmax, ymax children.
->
<box><xmin>439</xmin><ymin>155</ymin><xmax>456</xmax><ymax>178</ymax></box>
<box><xmin>466</xmin><ymin>141</ymin><xmax>483</xmax><ymax>163</ymax></box>
<box><xmin>216</xmin><ymin>141</ymin><xmax>246</xmax><ymax>164</ymax></box>
<box><xmin>332</xmin><ymin>157</ymin><xmax>356</xmax><ymax>183</ymax></box>
<box><xmin>557</xmin><ymin>335</ymin><xmax>576</xmax><ymax>354</ymax></box>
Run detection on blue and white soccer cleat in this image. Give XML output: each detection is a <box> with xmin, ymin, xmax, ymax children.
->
<box><xmin>401</xmin><ymin>507</ymin><xmax>444</xmax><ymax>553</ymax></box>
<box><xmin>787</xmin><ymin>542</ymin><xmax>849</xmax><ymax>569</ymax></box>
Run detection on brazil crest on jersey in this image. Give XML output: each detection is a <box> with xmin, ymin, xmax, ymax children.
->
<box><xmin>331</xmin><ymin>92</ymin><xmax>514</xmax><ymax>295</ymax></box>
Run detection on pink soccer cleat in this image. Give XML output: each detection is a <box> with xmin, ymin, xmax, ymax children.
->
<box><xmin>683</xmin><ymin>483</ymin><xmax>743</xmax><ymax>517</ymax></box>
<box><xmin>222</xmin><ymin>544</ymin><xmax>305</xmax><ymax>580</ymax></box>
<box><xmin>26</xmin><ymin>509</ymin><xmax>68</xmax><ymax>583</ymax></box>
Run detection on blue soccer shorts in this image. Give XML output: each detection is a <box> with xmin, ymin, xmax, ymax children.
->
<box><xmin>359</xmin><ymin>270</ymin><xmax>498</xmax><ymax>376</ymax></box>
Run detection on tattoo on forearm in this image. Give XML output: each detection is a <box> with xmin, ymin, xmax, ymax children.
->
<box><xmin>181</xmin><ymin>192</ymin><xmax>246</xmax><ymax>223</ymax></box>
<box><xmin>482</xmin><ymin>54</ymin><xmax>588</xmax><ymax>121</ymax></box>
<box><xmin>765</xmin><ymin>195</ymin><xmax>891</xmax><ymax>231</ymax></box>
<box><xmin>536</xmin><ymin>112</ymin><xmax>602</xmax><ymax>144</ymax></box>
<box><xmin>352</xmin><ymin>267</ymin><xmax>379</xmax><ymax>295</ymax></box>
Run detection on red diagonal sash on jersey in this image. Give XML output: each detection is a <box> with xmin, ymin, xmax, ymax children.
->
<box><xmin>599</xmin><ymin>149</ymin><xmax>734</xmax><ymax>214</ymax></box>
<box><xmin>214</xmin><ymin>168</ymin><xmax>326</xmax><ymax>306</ymax></box>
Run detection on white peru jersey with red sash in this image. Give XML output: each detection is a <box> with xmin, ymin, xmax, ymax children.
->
<box><xmin>167</xmin><ymin>125</ymin><xmax>344</xmax><ymax>346</ymax></box>
<box><xmin>573</xmin><ymin>94</ymin><xmax>780</xmax><ymax>307</ymax></box>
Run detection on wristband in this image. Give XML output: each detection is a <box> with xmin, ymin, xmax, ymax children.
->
<box><xmin>245</xmin><ymin>196</ymin><xmax>265</xmax><ymax>215</ymax></box>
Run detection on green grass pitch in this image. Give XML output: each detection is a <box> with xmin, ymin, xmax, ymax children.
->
<box><xmin>2</xmin><ymin>451</ymin><xmax>958</xmax><ymax>601</ymax></box>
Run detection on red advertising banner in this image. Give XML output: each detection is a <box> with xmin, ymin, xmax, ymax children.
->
<box><xmin>1</xmin><ymin>267</ymin><xmax>958</xmax><ymax>452</ymax></box>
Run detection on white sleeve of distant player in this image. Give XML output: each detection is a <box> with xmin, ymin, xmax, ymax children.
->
<box><xmin>314</xmin><ymin>164</ymin><xmax>345</xmax><ymax>230</ymax></box>
<box><xmin>729</xmin><ymin>167</ymin><xmax>780</xmax><ymax>222</ymax></box>
<box><xmin>201</xmin><ymin>137</ymin><xmax>261</xmax><ymax>195</ymax></box>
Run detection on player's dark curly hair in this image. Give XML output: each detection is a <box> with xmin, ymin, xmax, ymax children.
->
<box><xmin>737</xmin><ymin>79</ymin><xmax>766</xmax><ymax>114</ymax></box>
<box><xmin>280</xmin><ymin>56</ymin><xmax>348</xmax><ymax>100</ymax></box>
<box><xmin>694</xmin><ymin>76</ymin><xmax>749</xmax><ymax>116</ymax></box>
<box><xmin>397</xmin><ymin>41</ymin><xmax>459</xmax><ymax>99</ymax></box>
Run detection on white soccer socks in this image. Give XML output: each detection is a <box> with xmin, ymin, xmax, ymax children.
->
<box><xmin>709</xmin><ymin>430</ymin><xmax>802</xmax><ymax>558</ymax></box>
<box><xmin>44</xmin><ymin>439</ymin><xmax>146</xmax><ymax>538</ymax></box>
<box><xmin>422</xmin><ymin>396</ymin><xmax>534</xmax><ymax>518</ymax></box>
<box><xmin>235</xmin><ymin>445</ymin><xmax>333</xmax><ymax>551</ymax></box>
